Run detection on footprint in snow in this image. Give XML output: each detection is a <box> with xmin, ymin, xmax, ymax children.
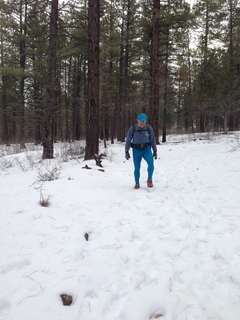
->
<box><xmin>1</xmin><ymin>259</ymin><xmax>31</xmax><ymax>274</ymax></box>
<box><xmin>148</xmin><ymin>270</ymin><xmax>159</xmax><ymax>286</ymax></box>
<box><xmin>0</xmin><ymin>299</ymin><xmax>11</xmax><ymax>314</ymax></box>
<box><xmin>79</xmin><ymin>291</ymin><xmax>99</xmax><ymax>319</ymax></box>
<box><xmin>119</xmin><ymin>219</ymin><xmax>130</xmax><ymax>227</ymax></box>
<box><xmin>103</xmin><ymin>290</ymin><xmax>129</xmax><ymax>319</ymax></box>
<box><xmin>130</xmin><ymin>232</ymin><xmax>143</xmax><ymax>244</ymax></box>
<box><xmin>145</xmin><ymin>210</ymin><xmax>155</xmax><ymax>216</ymax></box>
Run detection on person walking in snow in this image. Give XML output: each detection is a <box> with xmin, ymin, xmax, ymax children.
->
<box><xmin>125</xmin><ymin>113</ymin><xmax>157</xmax><ymax>189</ymax></box>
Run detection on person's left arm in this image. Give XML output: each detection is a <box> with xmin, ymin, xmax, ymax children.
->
<box><xmin>125</xmin><ymin>126</ymin><xmax>133</xmax><ymax>152</ymax></box>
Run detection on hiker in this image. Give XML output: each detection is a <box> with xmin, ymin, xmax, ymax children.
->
<box><xmin>125</xmin><ymin>113</ymin><xmax>157</xmax><ymax>189</ymax></box>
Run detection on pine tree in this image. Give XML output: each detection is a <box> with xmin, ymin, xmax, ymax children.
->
<box><xmin>42</xmin><ymin>0</ymin><xmax>58</xmax><ymax>159</ymax></box>
<box><xmin>85</xmin><ymin>0</ymin><xmax>100</xmax><ymax>160</ymax></box>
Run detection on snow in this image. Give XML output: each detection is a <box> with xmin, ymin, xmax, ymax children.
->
<box><xmin>0</xmin><ymin>132</ymin><xmax>240</xmax><ymax>320</ymax></box>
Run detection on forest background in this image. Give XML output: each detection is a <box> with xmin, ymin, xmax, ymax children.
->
<box><xmin>0</xmin><ymin>0</ymin><xmax>240</xmax><ymax>159</ymax></box>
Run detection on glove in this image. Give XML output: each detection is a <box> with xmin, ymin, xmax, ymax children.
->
<box><xmin>125</xmin><ymin>150</ymin><xmax>130</xmax><ymax>160</ymax></box>
<box><xmin>153</xmin><ymin>150</ymin><xmax>157</xmax><ymax>159</ymax></box>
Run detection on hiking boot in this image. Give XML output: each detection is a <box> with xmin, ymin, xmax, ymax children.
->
<box><xmin>147</xmin><ymin>179</ymin><xmax>153</xmax><ymax>188</ymax></box>
<box><xmin>134</xmin><ymin>184</ymin><xmax>140</xmax><ymax>189</ymax></box>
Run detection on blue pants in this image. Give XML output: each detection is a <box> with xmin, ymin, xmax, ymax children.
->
<box><xmin>132</xmin><ymin>146</ymin><xmax>154</xmax><ymax>185</ymax></box>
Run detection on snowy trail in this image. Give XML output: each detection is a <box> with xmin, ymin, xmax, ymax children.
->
<box><xmin>0</xmin><ymin>135</ymin><xmax>240</xmax><ymax>320</ymax></box>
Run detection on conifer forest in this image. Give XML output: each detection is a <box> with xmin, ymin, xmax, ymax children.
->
<box><xmin>0</xmin><ymin>0</ymin><xmax>240</xmax><ymax>158</ymax></box>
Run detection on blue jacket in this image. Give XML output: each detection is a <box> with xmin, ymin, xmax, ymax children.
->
<box><xmin>125</xmin><ymin>125</ymin><xmax>157</xmax><ymax>152</ymax></box>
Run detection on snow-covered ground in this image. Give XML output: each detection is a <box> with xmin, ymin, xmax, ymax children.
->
<box><xmin>0</xmin><ymin>132</ymin><xmax>240</xmax><ymax>320</ymax></box>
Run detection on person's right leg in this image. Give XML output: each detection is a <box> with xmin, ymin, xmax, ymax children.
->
<box><xmin>133</xmin><ymin>148</ymin><xmax>143</xmax><ymax>186</ymax></box>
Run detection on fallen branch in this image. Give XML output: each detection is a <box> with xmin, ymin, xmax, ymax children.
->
<box><xmin>94</xmin><ymin>153</ymin><xmax>104</xmax><ymax>167</ymax></box>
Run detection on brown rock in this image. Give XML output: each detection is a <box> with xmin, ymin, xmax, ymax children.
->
<box><xmin>60</xmin><ymin>294</ymin><xmax>73</xmax><ymax>306</ymax></box>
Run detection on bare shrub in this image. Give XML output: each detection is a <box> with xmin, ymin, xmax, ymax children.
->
<box><xmin>228</xmin><ymin>140</ymin><xmax>240</xmax><ymax>153</ymax></box>
<box><xmin>25</xmin><ymin>151</ymin><xmax>42</xmax><ymax>169</ymax></box>
<box><xmin>39</xmin><ymin>193</ymin><xmax>51</xmax><ymax>207</ymax></box>
<box><xmin>13</xmin><ymin>156</ymin><xmax>29</xmax><ymax>171</ymax></box>
<box><xmin>37</xmin><ymin>165</ymin><xmax>61</xmax><ymax>181</ymax></box>
<box><xmin>0</xmin><ymin>157</ymin><xmax>14</xmax><ymax>170</ymax></box>
<box><xmin>0</xmin><ymin>150</ymin><xmax>5</xmax><ymax>158</ymax></box>
<box><xmin>61</xmin><ymin>145</ymin><xmax>85</xmax><ymax>161</ymax></box>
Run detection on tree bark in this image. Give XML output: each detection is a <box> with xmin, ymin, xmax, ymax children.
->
<box><xmin>150</xmin><ymin>0</ymin><xmax>160</xmax><ymax>144</ymax></box>
<box><xmin>1</xmin><ymin>17</ymin><xmax>9</xmax><ymax>146</ymax></box>
<box><xmin>162</xmin><ymin>26</ymin><xmax>169</xmax><ymax>143</ymax></box>
<box><xmin>72</xmin><ymin>56</ymin><xmax>82</xmax><ymax>141</ymax></box>
<box><xmin>85</xmin><ymin>0</ymin><xmax>100</xmax><ymax>160</ymax></box>
<box><xmin>42</xmin><ymin>0</ymin><xmax>58</xmax><ymax>159</ymax></box>
<box><xmin>19</xmin><ymin>0</ymin><xmax>27</xmax><ymax>149</ymax></box>
<box><xmin>199</xmin><ymin>1</ymin><xmax>210</xmax><ymax>133</ymax></box>
<box><xmin>1</xmin><ymin>74</ymin><xmax>9</xmax><ymax>146</ymax></box>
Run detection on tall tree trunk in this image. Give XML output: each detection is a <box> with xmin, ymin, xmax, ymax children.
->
<box><xmin>187</xmin><ymin>42</ymin><xmax>193</xmax><ymax>132</ymax></box>
<box><xmin>33</xmin><ymin>79</ymin><xmax>42</xmax><ymax>144</ymax></box>
<box><xmin>228</xmin><ymin>0</ymin><xmax>234</xmax><ymax>72</ymax></box>
<box><xmin>162</xmin><ymin>26</ymin><xmax>169</xmax><ymax>143</ymax></box>
<box><xmin>19</xmin><ymin>0</ymin><xmax>27</xmax><ymax>149</ymax></box>
<box><xmin>200</xmin><ymin>106</ymin><xmax>205</xmax><ymax>132</ymax></box>
<box><xmin>85</xmin><ymin>0</ymin><xmax>100</xmax><ymax>160</ymax></box>
<box><xmin>72</xmin><ymin>56</ymin><xmax>82</xmax><ymax>141</ymax></box>
<box><xmin>1</xmin><ymin>18</ymin><xmax>9</xmax><ymax>146</ymax></box>
<box><xmin>65</xmin><ymin>60</ymin><xmax>70</xmax><ymax>142</ymax></box>
<box><xmin>117</xmin><ymin>15</ymin><xmax>125</xmax><ymax>142</ymax></box>
<box><xmin>1</xmin><ymin>74</ymin><xmax>9</xmax><ymax>146</ymax></box>
<box><xmin>117</xmin><ymin>0</ymin><xmax>132</xmax><ymax>142</ymax></box>
<box><xmin>120</xmin><ymin>0</ymin><xmax>131</xmax><ymax>142</ymax></box>
<box><xmin>199</xmin><ymin>0</ymin><xmax>210</xmax><ymax>133</ymax></box>
<box><xmin>150</xmin><ymin>0</ymin><xmax>160</xmax><ymax>144</ymax></box>
<box><xmin>108</xmin><ymin>0</ymin><xmax>115</xmax><ymax>145</ymax></box>
<box><xmin>42</xmin><ymin>0</ymin><xmax>58</xmax><ymax>159</ymax></box>
<box><xmin>227</xmin><ymin>0</ymin><xmax>234</xmax><ymax>132</ymax></box>
<box><xmin>177</xmin><ymin>75</ymin><xmax>181</xmax><ymax>131</ymax></box>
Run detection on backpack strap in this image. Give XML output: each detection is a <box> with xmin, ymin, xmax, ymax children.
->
<box><xmin>131</xmin><ymin>125</ymin><xmax>136</xmax><ymax>138</ymax></box>
<box><xmin>132</xmin><ymin>124</ymin><xmax>150</xmax><ymax>139</ymax></box>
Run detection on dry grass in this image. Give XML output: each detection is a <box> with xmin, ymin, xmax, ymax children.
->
<box><xmin>39</xmin><ymin>190</ymin><xmax>51</xmax><ymax>207</ymax></box>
